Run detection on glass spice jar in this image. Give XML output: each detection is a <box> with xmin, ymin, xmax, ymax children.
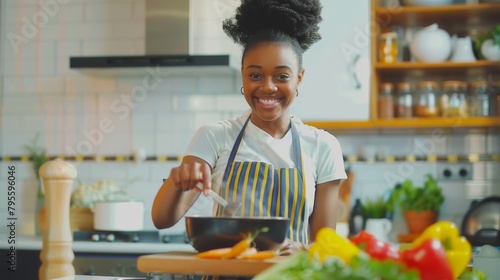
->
<box><xmin>440</xmin><ymin>81</ymin><xmax>468</xmax><ymax>118</ymax></box>
<box><xmin>470</xmin><ymin>81</ymin><xmax>491</xmax><ymax>117</ymax></box>
<box><xmin>395</xmin><ymin>82</ymin><xmax>413</xmax><ymax>118</ymax></box>
<box><xmin>379</xmin><ymin>83</ymin><xmax>394</xmax><ymax>119</ymax></box>
<box><xmin>493</xmin><ymin>82</ymin><xmax>500</xmax><ymax>116</ymax></box>
<box><xmin>414</xmin><ymin>81</ymin><xmax>439</xmax><ymax>117</ymax></box>
<box><xmin>379</xmin><ymin>32</ymin><xmax>398</xmax><ymax>64</ymax></box>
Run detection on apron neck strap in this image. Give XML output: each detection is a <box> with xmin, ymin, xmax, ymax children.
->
<box><xmin>222</xmin><ymin>115</ymin><xmax>303</xmax><ymax>182</ymax></box>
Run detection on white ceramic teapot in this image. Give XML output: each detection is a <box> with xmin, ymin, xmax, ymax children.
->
<box><xmin>410</xmin><ymin>23</ymin><xmax>452</xmax><ymax>62</ymax></box>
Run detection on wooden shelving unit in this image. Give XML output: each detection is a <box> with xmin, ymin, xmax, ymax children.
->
<box><xmin>374</xmin><ymin>61</ymin><xmax>500</xmax><ymax>71</ymax></box>
<box><xmin>374</xmin><ymin>116</ymin><xmax>500</xmax><ymax>128</ymax></box>
<box><xmin>304</xmin><ymin>1</ymin><xmax>500</xmax><ymax>131</ymax></box>
<box><xmin>373</xmin><ymin>3</ymin><xmax>500</xmax><ymax>27</ymax></box>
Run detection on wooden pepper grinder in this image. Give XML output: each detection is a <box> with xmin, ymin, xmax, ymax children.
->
<box><xmin>38</xmin><ymin>159</ymin><xmax>77</xmax><ymax>280</ymax></box>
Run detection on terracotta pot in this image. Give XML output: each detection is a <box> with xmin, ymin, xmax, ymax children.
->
<box><xmin>404</xmin><ymin>210</ymin><xmax>438</xmax><ymax>234</ymax></box>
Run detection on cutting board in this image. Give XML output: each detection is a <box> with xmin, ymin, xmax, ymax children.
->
<box><xmin>137</xmin><ymin>251</ymin><xmax>287</xmax><ymax>277</ymax></box>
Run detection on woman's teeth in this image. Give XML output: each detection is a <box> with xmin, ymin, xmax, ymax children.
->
<box><xmin>259</xmin><ymin>98</ymin><xmax>279</xmax><ymax>105</ymax></box>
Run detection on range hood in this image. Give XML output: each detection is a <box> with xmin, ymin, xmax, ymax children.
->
<box><xmin>70</xmin><ymin>0</ymin><xmax>240</xmax><ymax>76</ymax></box>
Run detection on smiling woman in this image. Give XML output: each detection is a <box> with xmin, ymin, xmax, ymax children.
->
<box><xmin>151</xmin><ymin>1</ymin><xmax>347</xmax><ymax>278</ymax></box>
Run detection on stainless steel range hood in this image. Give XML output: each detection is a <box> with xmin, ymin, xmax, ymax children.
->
<box><xmin>70</xmin><ymin>0</ymin><xmax>240</xmax><ymax>76</ymax></box>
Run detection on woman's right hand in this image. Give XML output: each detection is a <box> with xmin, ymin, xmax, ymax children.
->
<box><xmin>168</xmin><ymin>156</ymin><xmax>212</xmax><ymax>195</ymax></box>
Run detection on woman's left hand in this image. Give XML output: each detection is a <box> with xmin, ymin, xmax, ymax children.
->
<box><xmin>279</xmin><ymin>238</ymin><xmax>306</xmax><ymax>255</ymax></box>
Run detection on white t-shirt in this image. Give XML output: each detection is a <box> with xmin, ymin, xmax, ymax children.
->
<box><xmin>186</xmin><ymin>110</ymin><xmax>347</xmax><ymax>222</ymax></box>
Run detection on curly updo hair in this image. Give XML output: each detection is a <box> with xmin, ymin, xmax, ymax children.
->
<box><xmin>223</xmin><ymin>0</ymin><xmax>323</xmax><ymax>70</ymax></box>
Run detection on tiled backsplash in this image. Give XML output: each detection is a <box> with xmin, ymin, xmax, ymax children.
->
<box><xmin>1</xmin><ymin>0</ymin><xmax>499</xmax><ymax>238</ymax></box>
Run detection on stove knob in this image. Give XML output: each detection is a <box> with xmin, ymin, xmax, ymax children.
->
<box><xmin>162</xmin><ymin>235</ymin><xmax>171</xmax><ymax>243</ymax></box>
<box><xmin>91</xmin><ymin>234</ymin><xmax>100</xmax><ymax>242</ymax></box>
<box><xmin>106</xmin><ymin>234</ymin><xmax>115</xmax><ymax>242</ymax></box>
<box><xmin>131</xmin><ymin>233</ymin><xmax>140</xmax><ymax>243</ymax></box>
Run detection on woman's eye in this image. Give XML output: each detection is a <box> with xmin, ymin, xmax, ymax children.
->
<box><xmin>249</xmin><ymin>73</ymin><xmax>261</xmax><ymax>79</ymax></box>
<box><xmin>276</xmin><ymin>74</ymin><xmax>290</xmax><ymax>80</ymax></box>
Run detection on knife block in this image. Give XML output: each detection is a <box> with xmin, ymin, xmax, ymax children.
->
<box><xmin>38</xmin><ymin>159</ymin><xmax>77</xmax><ymax>280</ymax></box>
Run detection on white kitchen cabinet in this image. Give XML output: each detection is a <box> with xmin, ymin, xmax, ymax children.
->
<box><xmin>291</xmin><ymin>0</ymin><xmax>371</xmax><ymax>121</ymax></box>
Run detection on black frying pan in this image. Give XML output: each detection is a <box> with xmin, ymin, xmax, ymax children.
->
<box><xmin>185</xmin><ymin>216</ymin><xmax>290</xmax><ymax>252</ymax></box>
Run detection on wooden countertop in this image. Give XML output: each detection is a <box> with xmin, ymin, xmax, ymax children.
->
<box><xmin>137</xmin><ymin>251</ymin><xmax>287</xmax><ymax>277</ymax></box>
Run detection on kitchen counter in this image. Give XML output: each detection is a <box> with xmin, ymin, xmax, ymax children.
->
<box><xmin>0</xmin><ymin>235</ymin><xmax>195</xmax><ymax>254</ymax></box>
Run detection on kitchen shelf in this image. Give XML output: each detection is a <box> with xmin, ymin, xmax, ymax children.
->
<box><xmin>305</xmin><ymin>117</ymin><xmax>500</xmax><ymax>130</ymax></box>
<box><xmin>373</xmin><ymin>117</ymin><xmax>500</xmax><ymax>128</ymax></box>
<box><xmin>375</xmin><ymin>61</ymin><xmax>500</xmax><ymax>71</ymax></box>
<box><xmin>374</xmin><ymin>3</ymin><xmax>500</xmax><ymax>26</ymax></box>
<box><xmin>360</xmin><ymin>0</ymin><xmax>500</xmax><ymax>132</ymax></box>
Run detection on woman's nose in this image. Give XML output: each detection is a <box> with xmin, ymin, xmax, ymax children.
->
<box><xmin>261</xmin><ymin>78</ymin><xmax>278</xmax><ymax>93</ymax></box>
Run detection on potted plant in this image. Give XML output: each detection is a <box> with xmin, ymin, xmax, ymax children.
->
<box><xmin>23</xmin><ymin>133</ymin><xmax>49</xmax><ymax>236</ymax></box>
<box><xmin>361</xmin><ymin>195</ymin><xmax>393</xmax><ymax>242</ymax></box>
<box><xmin>23</xmin><ymin>134</ymin><xmax>49</xmax><ymax>199</ymax></box>
<box><xmin>475</xmin><ymin>24</ymin><xmax>500</xmax><ymax>61</ymax></box>
<box><xmin>387</xmin><ymin>174</ymin><xmax>444</xmax><ymax>234</ymax></box>
<box><xmin>362</xmin><ymin>195</ymin><xmax>389</xmax><ymax>220</ymax></box>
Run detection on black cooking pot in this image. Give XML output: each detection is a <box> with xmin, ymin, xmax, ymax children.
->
<box><xmin>185</xmin><ymin>216</ymin><xmax>290</xmax><ymax>252</ymax></box>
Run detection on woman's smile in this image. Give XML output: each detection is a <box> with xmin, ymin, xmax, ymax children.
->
<box><xmin>256</xmin><ymin>97</ymin><xmax>283</xmax><ymax>108</ymax></box>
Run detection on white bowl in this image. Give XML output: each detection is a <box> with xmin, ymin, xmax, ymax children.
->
<box><xmin>402</xmin><ymin>0</ymin><xmax>454</xmax><ymax>6</ymax></box>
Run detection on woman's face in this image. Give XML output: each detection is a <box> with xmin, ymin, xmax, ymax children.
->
<box><xmin>241</xmin><ymin>42</ymin><xmax>304</xmax><ymax>127</ymax></box>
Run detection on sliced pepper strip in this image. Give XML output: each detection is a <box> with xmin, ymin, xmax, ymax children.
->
<box><xmin>412</xmin><ymin>221</ymin><xmax>472</xmax><ymax>279</ymax></box>
<box><xmin>308</xmin><ymin>227</ymin><xmax>360</xmax><ymax>264</ymax></box>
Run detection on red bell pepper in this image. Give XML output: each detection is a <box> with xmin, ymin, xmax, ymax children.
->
<box><xmin>401</xmin><ymin>238</ymin><xmax>454</xmax><ymax>280</ymax></box>
<box><xmin>349</xmin><ymin>230</ymin><xmax>401</xmax><ymax>262</ymax></box>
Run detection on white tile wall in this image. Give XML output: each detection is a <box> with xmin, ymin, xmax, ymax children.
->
<box><xmin>0</xmin><ymin>0</ymin><xmax>498</xmax><ymax>238</ymax></box>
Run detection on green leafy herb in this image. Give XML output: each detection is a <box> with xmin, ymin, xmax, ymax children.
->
<box><xmin>254</xmin><ymin>252</ymin><xmax>420</xmax><ymax>280</ymax></box>
<box><xmin>362</xmin><ymin>195</ymin><xmax>388</xmax><ymax>219</ymax></box>
<box><xmin>387</xmin><ymin>174</ymin><xmax>444</xmax><ymax>213</ymax></box>
<box><xmin>459</xmin><ymin>270</ymin><xmax>490</xmax><ymax>280</ymax></box>
<box><xmin>23</xmin><ymin>133</ymin><xmax>50</xmax><ymax>198</ymax></box>
<box><xmin>475</xmin><ymin>24</ymin><xmax>500</xmax><ymax>53</ymax></box>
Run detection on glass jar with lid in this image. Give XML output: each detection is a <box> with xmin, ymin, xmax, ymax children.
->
<box><xmin>414</xmin><ymin>81</ymin><xmax>439</xmax><ymax>117</ymax></box>
<box><xmin>395</xmin><ymin>82</ymin><xmax>413</xmax><ymax>118</ymax></box>
<box><xmin>440</xmin><ymin>80</ymin><xmax>468</xmax><ymax>118</ymax></box>
<box><xmin>470</xmin><ymin>81</ymin><xmax>491</xmax><ymax>117</ymax></box>
<box><xmin>379</xmin><ymin>32</ymin><xmax>398</xmax><ymax>64</ymax></box>
<box><xmin>493</xmin><ymin>82</ymin><xmax>500</xmax><ymax>116</ymax></box>
<box><xmin>378</xmin><ymin>83</ymin><xmax>394</xmax><ymax>119</ymax></box>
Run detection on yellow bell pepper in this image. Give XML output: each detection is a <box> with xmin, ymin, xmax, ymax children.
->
<box><xmin>412</xmin><ymin>221</ymin><xmax>472</xmax><ymax>279</ymax></box>
<box><xmin>308</xmin><ymin>227</ymin><xmax>360</xmax><ymax>264</ymax></box>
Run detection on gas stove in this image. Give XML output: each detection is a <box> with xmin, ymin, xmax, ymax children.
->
<box><xmin>73</xmin><ymin>230</ymin><xmax>189</xmax><ymax>244</ymax></box>
<box><xmin>72</xmin><ymin>230</ymin><xmax>191</xmax><ymax>278</ymax></box>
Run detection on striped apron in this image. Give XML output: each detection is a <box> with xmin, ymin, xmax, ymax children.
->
<box><xmin>218</xmin><ymin>116</ymin><xmax>308</xmax><ymax>244</ymax></box>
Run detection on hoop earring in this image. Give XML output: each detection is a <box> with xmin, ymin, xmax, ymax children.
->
<box><xmin>240</xmin><ymin>87</ymin><xmax>244</xmax><ymax>95</ymax></box>
<box><xmin>296</xmin><ymin>89</ymin><xmax>299</xmax><ymax>97</ymax></box>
